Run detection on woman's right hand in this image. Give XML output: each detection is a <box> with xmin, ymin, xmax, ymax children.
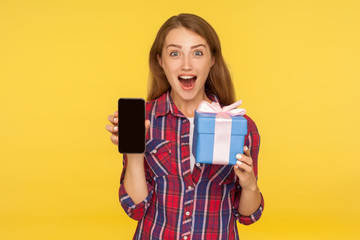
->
<box><xmin>106</xmin><ymin>111</ymin><xmax>150</xmax><ymax>204</ymax></box>
<box><xmin>106</xmin><ymin>110</ymin><xmax>150</xmax><ymax>147</ymax></box>
<box><xmin>106</xmin><ymin>110</ymin><xmax>120</xmax><ymax>146</ymax></box>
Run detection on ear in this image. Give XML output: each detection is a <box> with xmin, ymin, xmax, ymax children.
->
<box><xmin>211</xmin><ymin>57</ymin><xmax>215</xmax><ymax>67</ymax></box>
<box><xmin>157</xmin><ymin>54</ymin><xmax>162</xmax><ymax>68</ymax></box>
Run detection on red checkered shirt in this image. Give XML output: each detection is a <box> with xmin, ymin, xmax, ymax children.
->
<box><xmin>119</xmin><ymin>91</ymin><xmax>264</xmax><ymax>240</ymax></box>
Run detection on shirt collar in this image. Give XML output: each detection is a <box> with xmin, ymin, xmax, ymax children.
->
<box><xmin>154</xmin><ymin>90</ymin><xmax>220</xmax><ymax>119</ymax></box>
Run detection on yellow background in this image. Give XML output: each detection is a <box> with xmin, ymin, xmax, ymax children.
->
<box><xmin>1</xmin><ymin>0</ymin><xmax>359</xmax><ymax>239</ymax></box>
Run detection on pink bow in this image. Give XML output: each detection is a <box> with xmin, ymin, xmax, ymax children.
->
<box><xmin>196</xmin><ymin>100</ymin><xmax>246</xmax><ymax>116</ymax></box>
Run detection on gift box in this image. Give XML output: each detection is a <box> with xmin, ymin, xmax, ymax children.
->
<box><xmin>192</xmin><ymin>100</ymin><xmax>247</xmax><ymax>165</ymax></box>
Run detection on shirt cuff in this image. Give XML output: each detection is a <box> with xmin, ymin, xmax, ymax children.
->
<box><xmin>119</xmin><ymin>183</ymin><xmax>153</xmax><ymax>220</ymax></box>
<box><xmin>234</xmin><ymin>192</ymin><xmax>264</xmax><ymax>225</ymax></box>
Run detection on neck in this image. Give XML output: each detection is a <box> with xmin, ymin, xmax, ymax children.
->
<box><xmin>170</xmin><ymin>90</ymin><xmax>212</xmax><ymax>118</ymax></box>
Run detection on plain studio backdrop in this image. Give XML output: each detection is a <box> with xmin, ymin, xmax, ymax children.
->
<box><xmin>1</xmin><ymin>0</ymin><xmax>359</xmax><ymax>239</ymax></box>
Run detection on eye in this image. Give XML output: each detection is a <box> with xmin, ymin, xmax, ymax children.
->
<box><xmin>170</xmin><ymin>51</ymin><xmax>180</xmax><ymax>57</ymax></box>
<box><xmin>194</xmin><ymin>50</ymin><xmax>203</xmax><ymax>56</ymax></box>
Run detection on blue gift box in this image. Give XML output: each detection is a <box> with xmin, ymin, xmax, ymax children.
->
<box><xmin>192</xmin><ymin>111</ymin><xmax>248</xmax><ymax>165</ymax></box>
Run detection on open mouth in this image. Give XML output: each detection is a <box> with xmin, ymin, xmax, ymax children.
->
<box><xmin>178</xmin><ymin>75</ymin><xmax>197</xmax><ymax>89</ymax></box>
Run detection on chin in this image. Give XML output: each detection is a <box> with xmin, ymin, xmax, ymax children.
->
<box><xmin>179</xmin><ymin>90</ymin><xmax>201</xmax><ymax>101</ymax></box>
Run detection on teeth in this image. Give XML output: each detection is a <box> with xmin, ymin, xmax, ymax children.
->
<box><xmin>179</xmin><ymin>75</ymin><xmax>195</xmax><ymax>79</ymax></box>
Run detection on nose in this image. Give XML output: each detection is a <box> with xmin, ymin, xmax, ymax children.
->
<box><xmin>181</xmin><ymin>54</ymin><xmax>192</xmax><ymax>70</ymax></box>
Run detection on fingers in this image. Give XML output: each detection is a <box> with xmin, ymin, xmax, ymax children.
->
<box><xmin>106</xmin><ymin>111</ymin><xmax>119</xmax><ymax>131</ymax></box>
<box><xmin>106</xmin><ymin>110</ymin><xmax>150</xmax><ymax>147</ymax></box>
<box><xmin>106</xmin><ymin>111</ymin><xmax>118</xmax><ymax>146</ymax></box>
<box><xmin>235</xmin><ymin>153</ymin><xmax>253</xmax><ymax>167</ymax></box>
<box><xmin>243</xmin><ymin>145</ymin><xmax>251</xmax><ymax>157</ymax></box>
<box><xmin>235</xmin><ymin>160</ymin><xmax>252</xmax><ymax>173</ymax></box>
<box><xmin>107</xmin><ymin>113</ymin><xmax>118</xmax><ymax>125</ymax></box>
<box><xmin>106</xmin><ymin>112</ymin><xmax>118</xmax><ymax>134</ymax></box>
<box><xmin>105</xmin><ymin>124</ymin><xmax>118</xmax><ymax>134</ymax></box>
<box><xmin>234</xmin><ymin>146</ymin><xmax>258</xmax><ymax>189</ymax></box>
<box><xmin>234</xmin><ymin>146</ymin><xmax>253</xmax><ymax>173</ymax></box>
<box><xmin>108</xmin><ymin>119</ymin><xmax>149</xmax><ymax>146</ymax></box>
<box><xmin>110</xmin><ymin>134</ymin><xmax>118</xmax><ymax>146</ymax></box>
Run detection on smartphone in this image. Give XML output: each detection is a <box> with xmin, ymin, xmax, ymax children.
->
<box><xmin>118</xmin><ymin>98</ymin><xmax>145</xmax><ymax>153</ymax></box>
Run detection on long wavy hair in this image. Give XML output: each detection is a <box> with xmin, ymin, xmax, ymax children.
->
<box><xmin>148</xmin><ymin>13</ymin><xmax>236</xmax><ymax>105</ymax></box>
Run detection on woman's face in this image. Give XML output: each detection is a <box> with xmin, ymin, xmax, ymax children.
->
<box><xmin>158</xmin><ymin>27</ymin><xmax>214</xmax><ymax>104</ymax></box>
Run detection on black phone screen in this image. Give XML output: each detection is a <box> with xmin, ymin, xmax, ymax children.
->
<box><xmin>118</xmin><ymin>98</ymin><xmax>145</xmax><ymax>153</ymax></box>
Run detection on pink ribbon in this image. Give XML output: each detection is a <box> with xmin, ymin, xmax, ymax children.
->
<box><xmin>196</xmin><ymin>100</ymin><xmax>246</xmax><ymax>165</ymax></box>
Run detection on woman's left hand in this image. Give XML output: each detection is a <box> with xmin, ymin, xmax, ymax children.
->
<box><xmin>234</xmin><ymin>146</ymin><xmax>258</xmax><ymax>190</ymax></box>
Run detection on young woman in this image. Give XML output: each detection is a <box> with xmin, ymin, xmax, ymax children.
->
<box><xmin>106</xmin><ymin>13</ymin><xmax>264</xmax><ymax>240</ymax></box>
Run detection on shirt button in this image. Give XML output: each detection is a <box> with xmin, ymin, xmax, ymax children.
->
<box><xmin>151</xmin><ymin>149</ymin><xmax>157</xmax><ymax>154</ymax></box>
<box><xmin>183</xmin><ymin>236</ymin><xmax>188</xmax><ymax>240</ymax></box>
<box><xmin>185</xmin><ymin>211</ymin><xmax>190</xmax><ymax>216</ymax></box>
<box><xmin>187</xmin><ymin>186</ymin><xmax>193</xmax><ymax>190</ymax></box>
<box><xmin>196</xmin><ymin>163</ymin><xmax>200</xmax><ymax>167</ymax></box>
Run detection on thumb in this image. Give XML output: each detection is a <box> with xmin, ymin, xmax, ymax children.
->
<box><xmin>145</xmin><ymin>120</ymin><xmax>150</xmax><ymax>136</ymax></box>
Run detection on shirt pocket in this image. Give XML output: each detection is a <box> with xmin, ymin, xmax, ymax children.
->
<box><xmin>145</xmin><ymin>139</ymin><xmax>173</xmax><ymax>177</ymax></box>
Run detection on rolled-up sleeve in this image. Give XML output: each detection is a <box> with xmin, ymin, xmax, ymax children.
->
<box><xmin>233</xmin><ymin>115</ymin><xmax>265</xmax><ymax>225</ymax></box>
<box><xmin>233</xmin><ymin>192</ymin><xmax>264</xmax><ymax>225</ymax></box>
<box><xmin>118</xmin><ymin>154</ymin><xmax>154</xmax><ymax>220</ymax></box>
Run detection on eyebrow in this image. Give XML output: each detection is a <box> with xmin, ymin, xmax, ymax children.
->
<box><xmin>166</xmin><ymin>44</ymin><xmax>206</xmax><ymax>49</ymax></box>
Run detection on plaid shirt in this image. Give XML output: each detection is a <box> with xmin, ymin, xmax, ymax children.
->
<box><xmin>119</xmin><ymin>91</ymin><xmax>264</xmax><ymax>240</ymax></box>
